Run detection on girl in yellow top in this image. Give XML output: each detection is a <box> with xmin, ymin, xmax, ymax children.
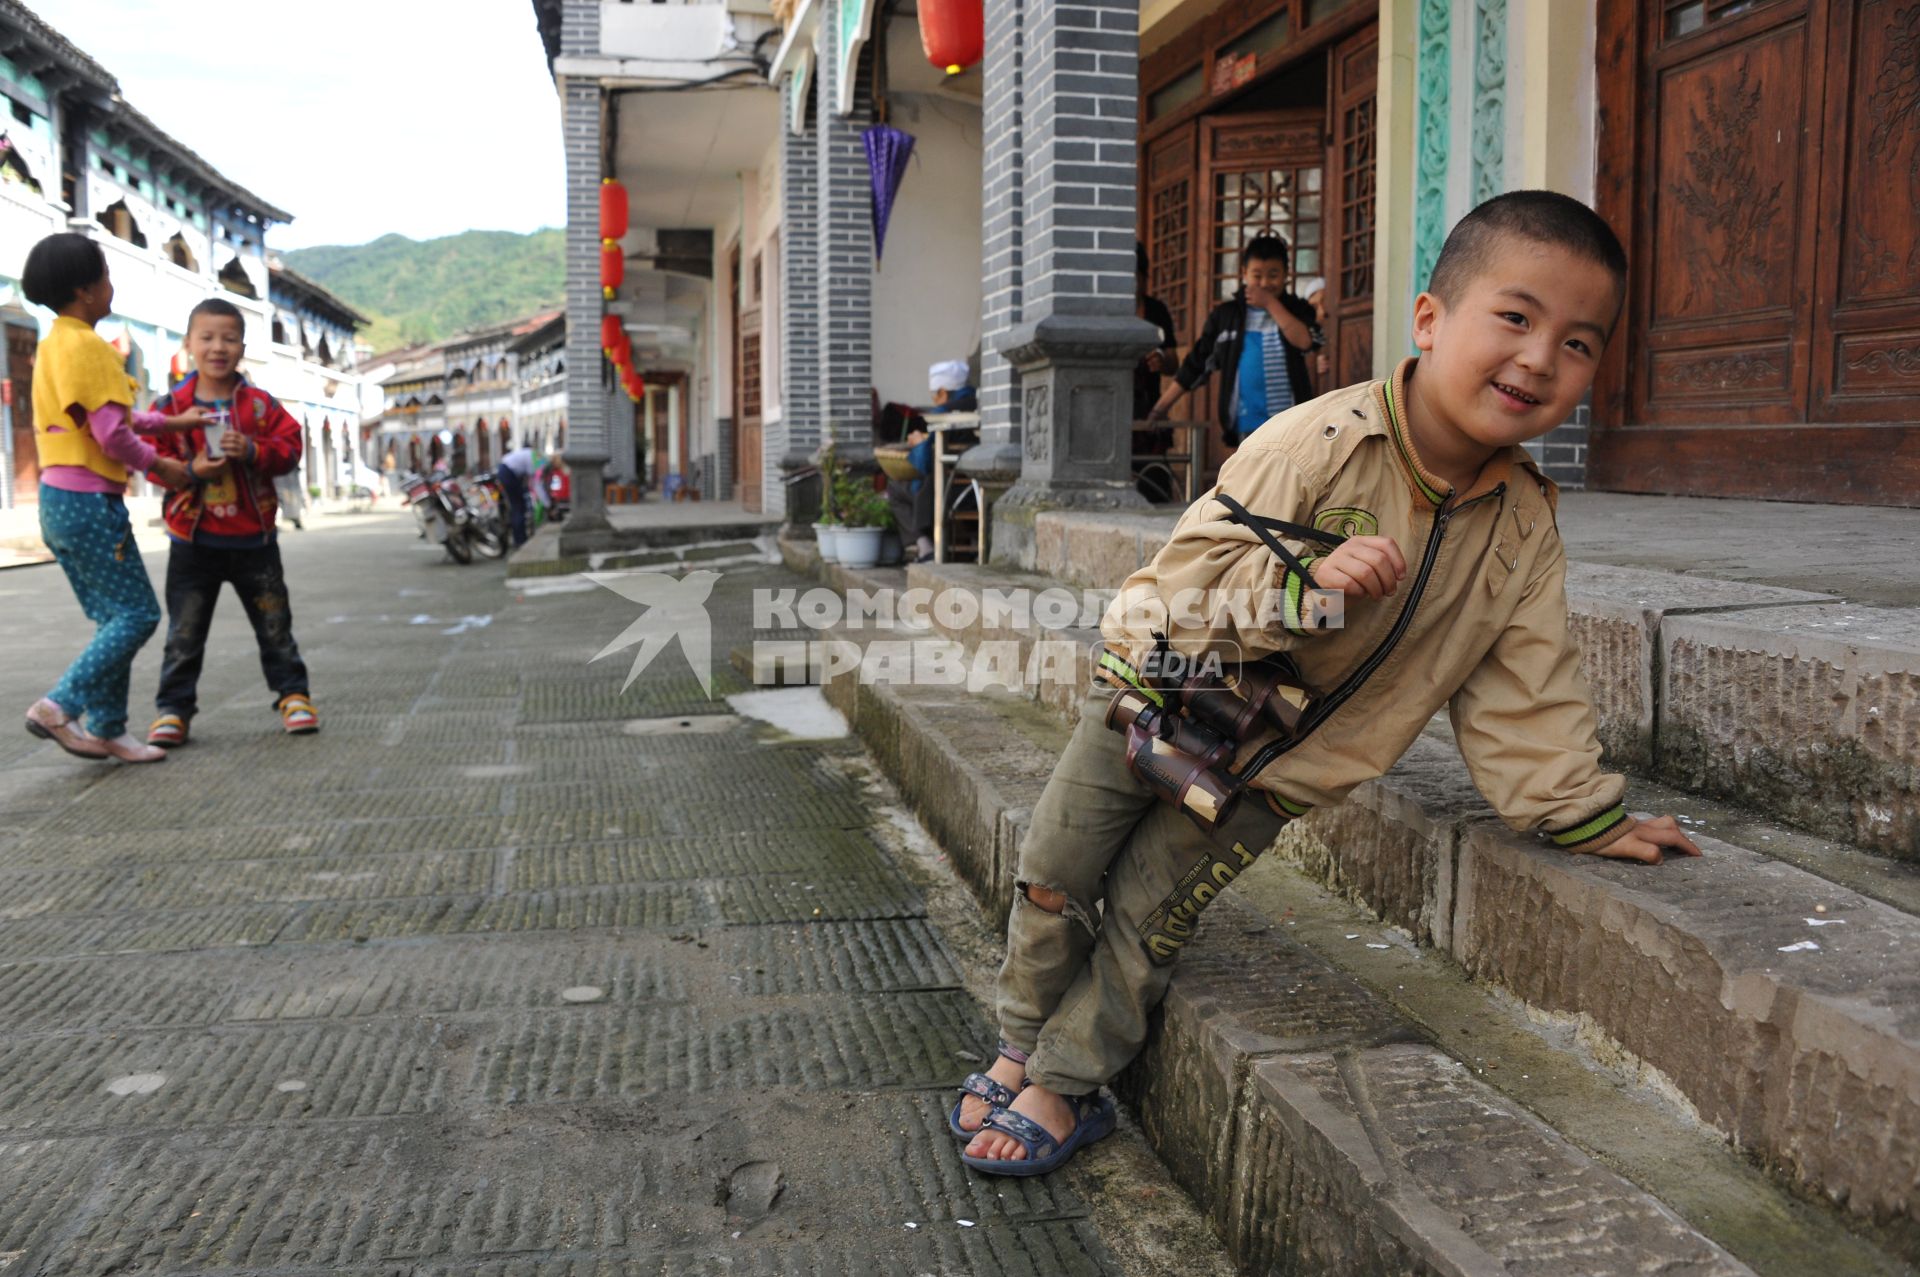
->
<box><xmin>20</xmin><ymin>232</ymin><xmax>202</xmax><ymax>762</ymax></box>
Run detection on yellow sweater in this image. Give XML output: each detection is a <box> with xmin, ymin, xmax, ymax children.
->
<box><xmin>32</xmin><ymin>316</ymin><xmax>139</xmax><ymax>484</ymax></box>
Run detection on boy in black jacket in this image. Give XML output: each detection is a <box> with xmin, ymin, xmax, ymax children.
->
<box><xmin>1147</xmin><ymin>234</ymin><xmax>1323</xmax><ymax>446</ymax></box>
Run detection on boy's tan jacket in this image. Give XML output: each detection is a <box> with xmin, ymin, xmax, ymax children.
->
<box><xmin>1099</xmin><ymin>358</ymin><xmax>1631</xmax><ymax>853</ymax></box>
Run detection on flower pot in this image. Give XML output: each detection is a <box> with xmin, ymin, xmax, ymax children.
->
<box><xmin>837</xmin><ymin>525</ymin><xmax>885</xmax><ymax>569</ymax></box>
<box><xmin>814</xmin><ymin>522</ymin><xmax>842</xmax><ymax>562</ymax></box>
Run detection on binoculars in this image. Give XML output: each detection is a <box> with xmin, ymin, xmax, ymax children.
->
<box><xmin>1106</xmin><ymin>653</ymin><xmax>1318</xmax><ymax>830</ymax></box>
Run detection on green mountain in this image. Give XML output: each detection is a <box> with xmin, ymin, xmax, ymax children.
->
<box><xmin>282</xmin><ymin>229</ymin><xmax>565</xmax><ymax>354</ymax></box>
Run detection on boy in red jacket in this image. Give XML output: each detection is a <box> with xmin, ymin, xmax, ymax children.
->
<box><xmin>144</xmin><ymin>298</ymin><xmax>317</xmax><ymax>746</ymax></box>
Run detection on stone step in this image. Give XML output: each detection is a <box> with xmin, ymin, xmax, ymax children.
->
<box><xmin>784</xmin><ymin>539</ymin><xmax>1920</xmax><ymax>1267</ymax></box>
<box><xmin>799</xmin><ymin>614</ymin><xmax>1904</xmax><ymax>1275</ymax></box>
<box><xmin>1026</xmin><ymin>509</ymin><xmax>1920</xmax><ymax>865</ymax></box>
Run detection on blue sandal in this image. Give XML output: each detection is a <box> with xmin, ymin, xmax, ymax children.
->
<box><xmin>960</xmin><ymin>1091</ymin><xmax>1116</xmax><ymax>1177</ymax></box>
<box><xmin>948</xmin><ymin>1070</ymin><xmax>1028</xmax><ymax>1139</ymax></box>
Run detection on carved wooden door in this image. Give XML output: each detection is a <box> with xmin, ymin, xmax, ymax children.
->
<box><xmin>1809</xmin><ymin>1</ymin><xmax>1920</xmax><ymax>426</ymax></box>
<box><xmin>1325</xmin><ymin>28</ymin><xmax>1378</xmax><ymax>390</ymax></box>
<box><xmin>1594</xmin><ymin>0</ymin><xmax>1920</xmax><ymax>503</ymax></box>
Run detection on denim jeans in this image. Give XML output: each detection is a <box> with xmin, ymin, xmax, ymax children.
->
<box><xmin>496</xmin><ymin>463</ymin><xmax>529</xmax><ymax>547</ymax></box>
<box><xmin>39</xmin><ymin>486</ymin><xmax>161</xmax><ymax>738</ymax></box>
<box><xmin>995</xmin><ymin>687</ymin><xmax>1292</xmax><ymax>1095</ymax></box>
<box><xmin>155</xmin><ymin>539</ymin><xmax>309</xmax><ymax>719</ymax></box>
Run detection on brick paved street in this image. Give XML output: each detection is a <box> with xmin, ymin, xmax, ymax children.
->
<box><xmin>0</xmin><ymin>512</ymin><xmax>1227</xmax><ymax>1277</ymax></box>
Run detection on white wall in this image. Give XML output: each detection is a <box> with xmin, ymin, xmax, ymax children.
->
<box><xmin>869</xmin><ymin>89</ymin><xmax>983</xmax><ymax>409</ymax></box>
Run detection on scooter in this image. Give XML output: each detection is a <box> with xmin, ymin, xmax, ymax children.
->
<box><xmin>400</xmin><ymin>470</ymin><xmax>483</xmax><ymax>564</ymax></box>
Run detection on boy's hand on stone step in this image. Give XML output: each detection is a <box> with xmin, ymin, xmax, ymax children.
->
<box><xmin>1579</xmin><ymin>814</ymin><xmax>1701</xmax><ymax>864</ymax></box>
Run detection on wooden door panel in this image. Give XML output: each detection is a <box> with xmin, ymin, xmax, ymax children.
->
<box><xmin>1637</xmin><ymin>17</ymin><xmax>1814</xmax><ymax>423</ymax></box>
<box><xmin>1812</xmin><ymin>0</ymin><xmax>1920</xmax><ymax>420</ymax></box>
<box><xmin>1327</xmin><ymin>28</ymin><xmax>1376</xmax><ymax>390</ymax></box>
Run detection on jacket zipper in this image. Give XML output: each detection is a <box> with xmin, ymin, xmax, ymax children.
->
<box><xmin>1233</xmin><ymin>481</ymin><xmax>1506</xmax><ymax>786</ymax></box>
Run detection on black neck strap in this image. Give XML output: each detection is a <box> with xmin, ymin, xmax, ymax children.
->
<box><xmin>1212</xmin><ymin>493</ymin><xmax>1347</xmax><ymax>594</ymax></box>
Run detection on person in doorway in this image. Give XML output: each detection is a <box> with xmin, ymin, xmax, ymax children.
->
<box><xmin>953</xmin><ymin>191</ymin><xmax>1702</xmax><ymax>1177</ymax></box>
<box><xmin>495</xmin><ymin>443</ymin><xmax>546</xmax><ymax>548</ymax></box>
<box><xmin>888</xmin><ymin>360</ymin><xmax>976</xmax><ymax>564</ymax></box>
<box><xmin>1147</xmin><ymin>234</ymin><xmax>1323</xmax><ymax>448</ymax></box>
<box><xmin>19</xmin><ymin>232</ymin><xmax>201</xmax><ymax>763</ymax></box>
<box><xmin>143</xmin><ymin>298</ymin><xmax>318</xmax><ymax>747</ymax></box>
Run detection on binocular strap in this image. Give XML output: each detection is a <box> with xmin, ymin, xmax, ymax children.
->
<box><xmin>1137</xmin><ymin>830</ymin><xmax>1275</xmax><ymax>967</ymax></box>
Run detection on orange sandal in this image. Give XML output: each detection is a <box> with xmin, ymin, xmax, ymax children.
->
<box><xmin>277</xmin><ymin>694</ymin><xmax>319</xmax><ymax>735</ymax></box>
<box><xmin>147</xmin><ymin>714</ymin><xmax>189</xmax><ymax>748</ymax></box>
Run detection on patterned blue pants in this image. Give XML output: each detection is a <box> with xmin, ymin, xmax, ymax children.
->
<box><xmin>39</xmin><ymin>486</ymin><xmax>161</xmax><ymax>738</ymax></box>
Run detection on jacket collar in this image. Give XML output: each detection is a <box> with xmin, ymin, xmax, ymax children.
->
<box><xmin>1376</xmin><ymin>356</ymin><xmax>1545</xmax><ymax>511</ymax></box>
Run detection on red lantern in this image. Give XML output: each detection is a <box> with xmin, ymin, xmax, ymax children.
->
<box><xmin>918</xmin><ymin>0</ymin><xmax>982</xmax><ymax>74</ymax></box>
<box><xmin>599</xmin><ymin>179</ymin><xmax>629</xmax><ymax>242</ymax></box>
<box><xmin>600</xmin><ymin>313</ymin><xmax>623</xmax><ymax>352</ymax></box>
<box><xmin>600</xmin><ymin>243</ymin><xmax>624</xmax><ymax>299</ymax></box>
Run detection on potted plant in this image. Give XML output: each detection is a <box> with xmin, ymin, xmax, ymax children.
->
<box><xmin>836</xmin><ymin>485</ymin><xmax>893</xmax><ymax>569</ymax></box>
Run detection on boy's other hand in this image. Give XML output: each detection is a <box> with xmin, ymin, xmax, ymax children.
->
<box><xmin>1313</xmin><ymin>535</ymin><xmax>1407</xmax><ymax>599</ymax></box>
<box><xmin>151</xmin><ymin>457</ymin><xmax>192</xmax><ymax>489</ymax></box>
<box><xmin>190</xmin><ymin>454</ymin><xmax>229</xmax><ymax>479</ymax></box>
<box><xmin>218</xmin><ymin>432</ymin><xmax>253</xmax><ymax>461</ymax></box>
<box><xmin>1578</xmin><ymin>814</ymin><xmax>1702</xmax><ymax>864</ymax></box>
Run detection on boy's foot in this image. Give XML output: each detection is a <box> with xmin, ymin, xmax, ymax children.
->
<box><xmin>277</xmin><ymin>694</ymin><xmax>319</xmax><ymax>735</ymax></box>
<box><xmin>965</xmin><ymin>1082</ymin><xmax>1077</xmax><ymax>1163</ymax></box>
<box><xmin>954</xmin><ymin>1052</ymin><xmax>1027</xmax><ymax>1136</ymax></box>
<box><xmin>99</xmin><ymin>733</ymin><xmax>166</xmax><ymax>764</ymax></box>
<box><xmin>962</xmin><ymin>1086</ymin><xmax>1116</xmax><ymax>1176</ymax></box>
<box><xmin>24</xmin><ymin>698</ymin><xmax>109</xmax><ymax>759</ymax></box>
<box><xmin>147</xmin><ymin>714</ymin><xmax>189</xmax><ymax>748</ymax></box>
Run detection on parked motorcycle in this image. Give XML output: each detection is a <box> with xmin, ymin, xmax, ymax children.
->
<box><xmin>400</xmin><ymin>470</ymin><xmax>491</xmax><ymax>564</ymax></box>
<box><xmin>457</xmin><ymin>473</ymin><xmax>511</xmax><ymax>560</ymax></box>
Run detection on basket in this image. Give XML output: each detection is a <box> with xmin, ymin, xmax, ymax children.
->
<box><xmin>874</xmin><ymin>443</ymin><xmax>923</xmax><ymax>483</ymax></box>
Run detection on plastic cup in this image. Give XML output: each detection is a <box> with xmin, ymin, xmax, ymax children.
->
<box><xmin>203</xmin><ymin>408</ymin><xmax>229</xmax><ymax>459</ymax></box>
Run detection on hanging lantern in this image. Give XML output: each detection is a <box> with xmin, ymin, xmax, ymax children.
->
<box><xmin>918</xmin><ymin>0</ymin><xmax>982</xmax><ymax>75</ymax></box>
<box><xmin>600</xmin><ymin>313</ymin><xmax>623</xmax><ymax>353</ymax></box>
<box><xmin>599</xmin><ymin>179</ymin><xmax>629</xmax><ymax>243</ymax></box>
<box><xmin>600</xmin><ymin>243</ymin><xmax>624</xmax><ymax>299</ymax></box>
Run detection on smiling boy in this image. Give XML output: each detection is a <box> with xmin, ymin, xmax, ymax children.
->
<box><xmin>952</xmin><ymin>191</ymin><xmax>1701</xmax><ymax>1177</ymax></box>
<box><xmin>143</xmin><ymin>298</ymin><xmax>317</xmax><ymax>746</ymax></box>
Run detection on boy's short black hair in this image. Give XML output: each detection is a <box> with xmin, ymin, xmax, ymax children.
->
<box><xmin>21</xmin><ymin>232</ymin><xmax>106</xmax><ymax>310</ymax></box>
<box><xmin>1428</xmin><ymin>190</ymin><xmax>1628</xmax><ymax>318</ymax></box>
<box><xmin>1242</xmin><ymin>234</ymin><xmax>1290</xmax><ymax>268</ymax></box>
<box><xmin>188</xmin><ymin>296</ymin><xmax>245</xmax><ymax>330</ymax></box>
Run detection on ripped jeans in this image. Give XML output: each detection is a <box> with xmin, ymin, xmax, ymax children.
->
<box><xmin>155</xmin><ymin>539</ymin><xmax>309</xmax><ymax>719</ymax></box>
<box><xmin>994</xmin><ymin>687</ymin><xmax>1292</xmax><ymax>1096</ymax></box>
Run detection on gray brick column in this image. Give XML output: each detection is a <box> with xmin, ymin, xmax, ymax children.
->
<box><xmin>960</xmin><ymin>0</ymin><xmax>1026</xmax><ymax>481</ymax></box>
<box><xmin>556</xmin><ymin>0</ymin><xmax>615</xmax><ymax>549</ymax></box>
<box><xmin>815</xmin><ymin>0</ymin><xmax>876</xmax><ymax>467</ymax></box>
<box><xmin>979</xmin><ymin>0</ymin><xmax>1158</xmax><ymax>567</ymax></box>
<box><xmin>775</xmin><ymin>68</ymin><xmax>823</xmax><ymax>525</ymax></box>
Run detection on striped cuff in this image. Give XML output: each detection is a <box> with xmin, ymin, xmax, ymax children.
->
<box><xmin>1548</xmin><ymin>804</ymin><xmax>1632</xmax><ymax>852</ymax></box>
<box><xmin>1096</xmin><ymin>649</ymin><xmax>1164</xmax><ymax>705</ymax></box>
<box><xmin>1277</xmin><ymin>556</ymin><xmax>1321</xmax><ymax>636</ymax></box>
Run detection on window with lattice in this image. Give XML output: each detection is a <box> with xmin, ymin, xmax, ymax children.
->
<box><xmin>1150</xmin><ymin>176</ymin><xmax>1192</xmax><ymax>339</ymax></box>
<box><xmin>1340</xmin><ymin>96</ymin><xmax>1375</xmax><ymax>303</ymax></box>
<box><xmin>1210</xmin><ymin>164</ymin><xmax>1322</xmax><ymax>302</ymax></box>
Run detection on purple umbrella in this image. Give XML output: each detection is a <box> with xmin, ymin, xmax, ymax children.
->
<box><xmin>862</xmin><ymin>124</ymin><xmax>916</xmax><ymax>262</ymax></box>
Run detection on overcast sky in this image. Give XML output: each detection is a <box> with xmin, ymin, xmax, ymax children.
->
<box><xmin>35</xmin><ymin>0</ymin><xmax>567</xmax><ymax>250</ymax></box>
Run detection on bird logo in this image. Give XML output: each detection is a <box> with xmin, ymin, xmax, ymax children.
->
<box><xmin>587</xmin><ymin>569</ymin><xmax>721</xmax><ymax>694</ymax></box>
